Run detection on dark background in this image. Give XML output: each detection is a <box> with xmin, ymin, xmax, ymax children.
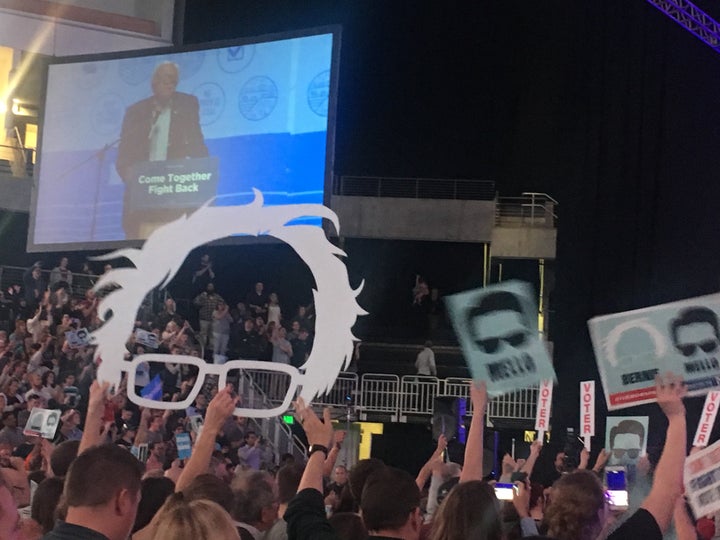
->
<box><xmin>1</xmin><ymin>0</ymin><xmax>719</xmax><ymax>455</ymax></box>
<box><xmin>183</xmin><ymin>0</ymin><xmax>720</xmax><ymax>447</ymax></box>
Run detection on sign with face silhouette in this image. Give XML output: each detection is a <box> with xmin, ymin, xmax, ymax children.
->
<box><xmin>88</xmin><ymin>190</ymin><xmax>365</xmax><ymax>418</ymax></box>
<box><xmin>589</xmin><ymin>293</ymin><xmax>720</xmax><ymax>410</ymax></box>
<box><xmin>605</xmin><ymin>416</ymin><xmax>648</xmax><ymax>471</ymax></box>
<box><xmin>23</xmin><ymin>408</ymin><xmax>61</xmax><ymax>440</ymax></box>
<box><xmin>445</xmin><ymin>280</ymin><xmax>556</xmax><ymax>396</ymax></box>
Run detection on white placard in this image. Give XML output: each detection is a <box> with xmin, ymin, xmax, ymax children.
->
<box><xmin>685</xmin><ymin>439</ymin><xmax>720</xmax><ymax>517</ymax></box>
<box><xmin>89</xmin><ymin>191</ymin><xmax>366</xmax><ymax>418</ymax></box>
<box><xmin>694</xmin><ymin>391</ymin><xmax>720</xmax><ymax>447</ymax></box>
<box><xmin>535</xmin><ymin>380</ymin><xmax>553</xmax><ymax>441</ymax></box>
<box><xmin>65</xmin><ymin>327</ymin><xmax>91</xmax><ymax>348</ymax></box>
<box><xmin>588</xmin><ymin>293</ymin><xmax>720</xmax><ymax>410</ymax></box>
<box><xmin>445</xmin><ymin>281</ymin><xmax>557</xmax><ymax>396</ymax></box>
<box><xmin>23</xmin><ymin>407</ymin><xmax>61</xmax><ymax>439</ymax></box>
<box><xmin>580</xmin><ymin>380</ymin><xmax>595</xmax><ymax>450</ymax></box>
<box><xmin>134</xmin><ymin>328</ymin><xmax>159</xmax><ymax>349</ymax></box>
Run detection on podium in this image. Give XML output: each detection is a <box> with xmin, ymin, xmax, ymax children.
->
<box><xmin>127</xmin><ymin>156</ymin><xmax>219</xmax><ymax>209</ymax></box>
<box><xmin>124</xmin><ymin>156</ymin><xmax>219</xmax><ymax>239</ymax></box>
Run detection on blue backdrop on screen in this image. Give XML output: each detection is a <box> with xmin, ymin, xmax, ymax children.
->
<box><xmin>32</xmin><ymin>30</ymin><xmax>336</xmax><ymax>248</ymax></box>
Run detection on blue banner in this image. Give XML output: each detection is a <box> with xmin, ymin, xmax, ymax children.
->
<box><xmin>140</xmin><ymin>374</ymin><xmax>163</xmax><ymax>401</ymax></box>
<box><xmin>175</xmin><ymin>432</ymin><xmax>192</xmax><ymax>460</ymax></box>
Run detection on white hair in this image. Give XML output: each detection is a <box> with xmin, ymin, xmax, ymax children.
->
<box><xmin>90</xmin><ymin>190</ymin><xmax>365</xmax><ymax>402</ymax></box>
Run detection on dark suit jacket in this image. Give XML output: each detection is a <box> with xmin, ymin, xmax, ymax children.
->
<box><xmin>115</xmin><ymin>91</ymin><xmax>208</xmax><ymax>183</ymax></box>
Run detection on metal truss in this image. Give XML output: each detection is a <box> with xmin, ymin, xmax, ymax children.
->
<box><xmin>646</xmin><ymin>0</ymin><xmax>720</xmax><ymax>50</ymax></box>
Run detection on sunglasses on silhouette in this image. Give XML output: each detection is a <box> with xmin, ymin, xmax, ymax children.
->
<box><xmin>475</xmin><ymin>331</ymin><xmax>529</xmax><ymax>354</ymax></box>
<box><xmin>612</xmin><ymin>448</ymin><xmax>640</xmax><ymax>460</ymax></box>
<box><xmin>676</xmin><ymin>339</ymin><xmax>718</xmax><ymax>357</ymax></box>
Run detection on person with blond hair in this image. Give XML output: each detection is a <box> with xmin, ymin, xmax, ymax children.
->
<box><xmin>149</xmin><ymin>493</ymin><xmax>239</xmax><ymax>540</ymax></box>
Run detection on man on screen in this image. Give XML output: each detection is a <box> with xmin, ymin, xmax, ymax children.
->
<box><xmin>115</xmin><ymin>61</ymin><xmax>209</xmax><ymax>240</ymax></box>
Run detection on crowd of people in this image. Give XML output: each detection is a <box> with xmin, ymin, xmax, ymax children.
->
<box><xmin>286</xmin><ymin>375</ymin><xmax>695</xmax><ymax>540</ymax></box>
<box><xmin>0</xmin><ymin>257</ymin><xmax>709</xmax><ymax>539</ymax></box>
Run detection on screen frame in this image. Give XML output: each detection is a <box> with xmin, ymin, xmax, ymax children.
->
<box><xmin>28</xmin><ymin>24</ymin><xmax>342</xmax><ymax>253</ymax></box>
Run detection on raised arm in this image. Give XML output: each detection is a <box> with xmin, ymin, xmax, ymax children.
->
<box><xmin>416</xmin><ymin>434</ymin><xmax>447</xmax><ymax>491</ymax></box>
<box><xmin>296</xmin><ymin>399</ymin><xmax>334</xmax><ymax>494</ymax></box>
<box><xmin>576</xmin><ymin>447</ymin><xmax>590</xmax><ymax>470</ymax></box>
<box><xmin>639</xmin><ymin>373</ymin><xmax>687</xmax><ymax>533</ymax></box>
<box><xmin>78</xmin><ymin>380</ymin><xmax>111</xmax><ymax>454</ymax></box>
<box><xmin>284</xmin><ymin>398</ymin><xmax>339</xmax><ymax>540</ymax></box>
<box><xmin>323</xmin><ymin>430</ymin><xmax>346</xmax><ymax>478</ymax></box>
<box><xmin>175</xmin><ymin>385</ymin><xmax>235</xmax><ymax>492</ymax></box>
<box><xmin>591</xmin><ymin>448</ymin><xmax>609</xmax><ymax>474</ymax></box>
<box><xmin>519</xmin><ymin>439</ymin><xmax>542</xmax><ymax>476</ymax></box>
<box><xmin>672</xmin><ymin>498</ymin><xmax>697</xmax><ymax>540</ymax></box>
<box><xmin>133</xmin><ymin>407</ymin><xmax>152</xmax><ymax>446</ymax></box>
<box><xmin>460</xmin><ymin>381</ymin><xmax>488</xmax><ymax>483</ymax></box>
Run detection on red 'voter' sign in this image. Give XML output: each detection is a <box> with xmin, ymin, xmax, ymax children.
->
<box><xmin>580</xmin><ymin>380</ymin><xmax>595</xmax><ymax>436</ymax></box>
<box><xmin>535</xmin><ymin>380</ymin><xmax>553</xmax><ymax>431</ymax></box>
<box><xmin>694</xmin><ymin>391</ymin><xmax>720</xmax><ymax>447</ymax></box>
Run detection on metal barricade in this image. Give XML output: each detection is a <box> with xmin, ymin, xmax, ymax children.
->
<box><xmin>236</xmin><ymin>369</ymin><xmax>306</xmax><ymax>463</ymax></box>
<box><xmin>247</xmin><ymin>416</ymin><xmax>306</xmax><ymax>465</ymax></box>
<box><xmin>399</xmin><ymin>375</ymin><xmax>440</xmax><ymax>419</ymax></box>
<box><xmin>358</xmin><ymin>374</ymin><xmax>400</xmax><ymax>421</ymax></box>
<box><xmin>443</xmin><ymin>378</ymin><xmax>539</xmax><ymax>422</ymax></box>
<box><xmin>0</xmin><ymin>265</ymin><xmax>115</xmax><ymax>300</ymax></box>
<box><xmin>442</xmin><ymin>377</ymin><xmax>475</xmax><ymax>416</ymax></box>
<box><xmin>313</xmin><ymin>372</ymin><xmax>359</xmax><ymax>408</ymax></box>
<box><xmin>487</xmin><ymin>386</ymin><xmax>539</xmax><ymax>421</ymax></box>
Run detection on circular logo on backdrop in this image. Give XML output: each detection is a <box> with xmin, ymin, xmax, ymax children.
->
<box><xmin>193</xmin><ymin>82</ymin><xmax>225</xmax><ymax>126</ymax></box>
<box><xmin>217</xmin><ymin>45</ymin><xmax>255</xmax><ymax>73</ymax></box>
<box><xmin>91</xmin><ymin>93</ymin><xmax>125</xmax><ymax>136</ymax></box>
<box><xmin>118</xmin><ymin>57</ymin><xmax>156</xmax><ymax>86</ymax></box>
<box><xmin>307</xmin><ymin>70</ymin><xmax>330</xmax><ymax>117</ymax></box>
<box><xmin>238</xmin><ymin>76</ymin><xmax>278</xmax><ymax>121</ymax></box>
<box><xmin>76</xmin><ymin>62</ymin><xmax>108</xmax><ymax>89</ymax></box>
<box><xmin>172</xmin><ymin>52</ymin><xmax>206</xmax><ymax>81</ymax></box>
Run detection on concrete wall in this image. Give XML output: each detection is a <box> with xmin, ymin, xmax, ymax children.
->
<box><xmin>490</xmin><ymin>226</ymin><xmax>557</xmax><ymax>259</ymax></box>
<box><xmin>0</xmin><ymin>6</ymin><xmax>171</xmax><ymax>57</ymax></box>
<box><xmin>0</xmin><ymin>176</ymin><xmax>31</xmax><ymax>212</ymax></box>
<box><xmin>0</xmin><ymin>181</ymin><xmax>556</xmax><ymax>259</ymax></box>
<box><xmin>330</xmin><ymin>195</ymin><xmax>495</xmax><ymax>243</ymax></box>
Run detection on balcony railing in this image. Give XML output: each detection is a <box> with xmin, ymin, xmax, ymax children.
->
<box><xmin>258</xmin><ymin>371</ymin><xmax>539</xmax><ymax>424</ymax></box>
<box><xmin>334</xmin><ymin>175</ymin><xmax>496</xmax><ymax>201</ymax></box>
<box><xmin>495</xmin><ymin>192</ymin><xmax>558</xmax><ymax>227</ymax></box>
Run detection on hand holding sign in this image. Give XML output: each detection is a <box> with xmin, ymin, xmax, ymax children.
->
<box><xmin>656</xmin><ymin>372</ymin><xmax>687</xmax><ymax>419</ymax></box>
<box><xmin>529</xmin><ymin>438</ymin><xmax>542</xmax><ymax>457</ymax></box>
<box><xmin>591</xmin><ymin>449</ymin><xmax>609</xmax><ymax>473</ymax></box>
<box><xmin>470</xmin><ymin>380</ymin><xmax>488</xmax><ymax>416</ymax></box>
<box><xmin>535</xmin><ymin>380</ymin><xmax>553</xmax><ymax>443</ymax></box>
<box><xmin>88</xmin><ymin>380</ymin><xmax>111</xmax><ymax>411</ymax></box>
<box><xmin>205</xmin><ymin>385</ymin><xmax>237</xmax><ymax>433</ymax></box>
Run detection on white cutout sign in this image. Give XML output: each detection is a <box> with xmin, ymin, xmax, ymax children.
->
<box><xmin>90</xmin><ymin>191</ymin><xmax>365</xmax><ymax>417</ymax></box>
<box><xmin>535</xmin><ymin>379</ymin><xmax>553</xmax><ymax>443</ymax></box>
<box><xmin>685</xmin><ymin>439</ymin><xmax>720</xmax><ymax>517</ymax></box>
<box><xmin>580</xmin><ymin>380</ymin><xmax>595</xmax><ymax>450</ymax></box>
<box><xmin>694</xmin><ymin>391</ymin><xmax>720</xmax><ymax>447</ymax></box>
